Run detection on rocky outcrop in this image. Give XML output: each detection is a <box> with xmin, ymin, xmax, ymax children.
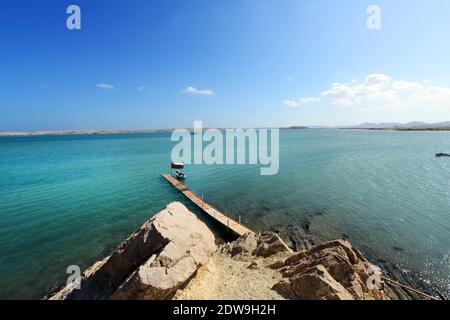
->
<box><xmin>50</xmin><ymin>202</ymin><xmax>216</xmax><ymax>300</ymax></box>
<box><xmin>175</xmin><ymin>233</ymin><xmax>395</xmax><ymax>300</ymax></box>
<box><xmin>111</xmin><ymin>203</ymin><xmax>216</xmax><ymax>299</ymax></box>
<box><xmin>271</xmin><ymin>239</ymin><xmax>390</xmax><ymax>300</ymax></box>
<box><xmin>221</xmin><ymin>234</ymin><xmax>391</xmax><ymax>300</ymax></box>
<box><xmin>49</xmin><ymin>209</ymin><xmax>418</xmax><ymax>301</ymax></box>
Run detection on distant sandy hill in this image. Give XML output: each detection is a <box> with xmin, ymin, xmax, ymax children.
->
<box><xmin>0</xmin><ymin>129</ymin><xmax>174</xmax><ymax>137</ymax></box>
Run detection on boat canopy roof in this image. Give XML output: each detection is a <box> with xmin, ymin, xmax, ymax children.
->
<box><xmin>171</xmin><ymin>162</ymin><xmax>184</xmax><ymax>169</ymax></box>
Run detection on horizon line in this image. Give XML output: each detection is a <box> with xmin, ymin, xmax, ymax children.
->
<box><xmin>1</xmin><ymin>120</ymin><xmax>450</xmax><ymax>137</ymax></box>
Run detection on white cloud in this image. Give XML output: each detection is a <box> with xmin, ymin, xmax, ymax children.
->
<box><xmin>319</xmin><ymin>73</ymin><xmax>450</xmax><ymax>111</ymax></box>
<box><xmin>137</xmin><ymin>85</ymin><xmax>145</xmax><ymax>92</ymax></box>
<box><xmin>300</xmin><ymin>97</ymin><xmax>321</xmax><ymax>104</ymax></box>
<box><xmin>363</xmin><ymin>73</ymin><xmax>392</xmax><ymax>86</ymax></box>
<box><xmin>181</xmin><ymin>86</ymin><xmax>214</xmax><ymax>96</ymax></box>
<box><xmin>96</xmin><ymin>83</ymin><xmax>115</xmax><ymax>90</ymax></box>
<box><xmin>283</xmin><ymin>74</ymin><xmax>450</xmax><ymax>122</ymax></box>
<box><xmin>391</xmin><ymin>81</ymin><xmax>423</xmax><ymax>91</ymax></box>
<box><xmin>283</xmin><ymin>100</ymin><xmax>300</xmax><ymax>108</ymax></box>
<box><xmin>283</xmin><ymin>97</ymin><xmax>320</xmax><ymax>108</ymax></box>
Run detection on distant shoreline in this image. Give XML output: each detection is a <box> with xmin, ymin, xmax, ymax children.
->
<box><xmin>1</xmin><ymin>126</ymin><xmax>450</xmax><ymax>137</ymax></box>
<box><xmin>0</xmin><ymin>129</ymin><xmax>175</xmax><ymax>137</ymax></box>
<box><xmin>342</xmin><ymin>127</ymin><xmax>450</xmax><ymax>132</ymax></box>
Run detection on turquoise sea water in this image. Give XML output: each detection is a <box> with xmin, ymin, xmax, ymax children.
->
<box><xmin>0</xmin><ymin>130</ymin><xmax>449</xmax><ymax>299</ymax></box>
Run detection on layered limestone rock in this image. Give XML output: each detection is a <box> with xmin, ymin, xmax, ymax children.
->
<box><xmin>50</xmin><ymin>202</ymin><xmax>216</xmax><ymax>300</ymax></box>
<box><xmin>271</xmin><ymin>239</ymin><xmax>390</xmax><ymax>300</ymax></box>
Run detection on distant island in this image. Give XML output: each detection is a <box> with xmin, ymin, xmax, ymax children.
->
<box><xmin>284</xmin><ymin>126</ymin><xmax>309</xmax><ymax>129</ymax></box>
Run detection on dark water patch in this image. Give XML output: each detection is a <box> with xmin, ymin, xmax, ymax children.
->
<box><xmin>268</xmin><ymin>224</ymin><xmax>285</xmax><ymax>234</ymax></box>
<box><xmin>276</xmin><ymin>224</ymin><xmax>318</xmax><ymax>252</ymax></box>
<box><xmin>253</xmin><ymin>210</ymin><xmax>266</xmax><ymax>220</ymax></box>
<box><xmin>374</xmin><ymin>257</ymin><xmax>387</xmax><ymax>264</ymax></box>
<box><xmin>391</xmin><ymin>246</ymin><xmax>405</xmax><ymax>253</ymax></box>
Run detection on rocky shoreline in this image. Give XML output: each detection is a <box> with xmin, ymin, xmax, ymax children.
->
<box><xmin>48</xmin><ymin>202</ymin><xmax>441</xmax><ymax>300</ymax></box>
<box><xmin>271</xmin><ymin>222</ymin><xmax>447</xmax><ymax>300</ymax></box>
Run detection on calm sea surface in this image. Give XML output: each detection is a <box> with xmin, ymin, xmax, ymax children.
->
<box><xmin>0</xmin><ymin>130</ymin><xmax>449</xmax><ymax>299</ymax></box>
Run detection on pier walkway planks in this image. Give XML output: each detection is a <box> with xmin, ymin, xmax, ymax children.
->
<box><xmin>162</xmin><ymin>173</ymin><xmax>254</xmax><ymax>237</ymax></box>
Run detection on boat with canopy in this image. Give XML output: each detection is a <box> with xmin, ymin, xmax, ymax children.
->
<box><xmin>170</xmin><ymin>162</ymin><xmax>187</xmax><ymax>179</ymax></box>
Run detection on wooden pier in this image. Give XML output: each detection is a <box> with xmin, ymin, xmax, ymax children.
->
<box><xmin>162</xmin><ymin>173</ymin><xmax>255</xmax><ymax>237</ymax></box>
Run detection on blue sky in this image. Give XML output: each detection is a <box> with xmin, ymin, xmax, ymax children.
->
<box><xmin>1</xmin><ymin>0</ymin><xmax>450</xmax><ymax>131</ymax></box>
